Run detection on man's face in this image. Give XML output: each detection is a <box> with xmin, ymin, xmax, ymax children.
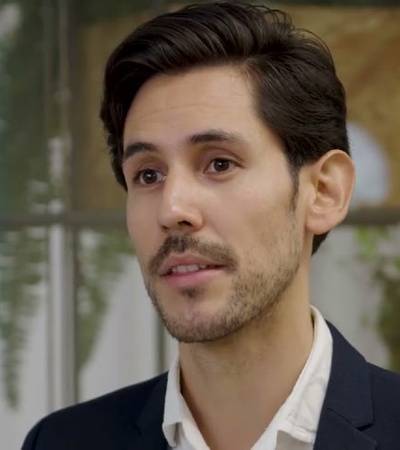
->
<box><xmin>122</xmin><ymin>66</ymin><xmax>303</xmax><ymax>343</ymax></box>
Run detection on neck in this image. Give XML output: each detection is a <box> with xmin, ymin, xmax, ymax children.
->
<box><xmin>178</xmin><ymin>289</ymin><xmax>314</xmax><ymax>449</ymax></box>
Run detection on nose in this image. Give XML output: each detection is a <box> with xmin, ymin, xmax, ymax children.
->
<box><xmin>157</xmin><ymin>170</ymin><xmax>204</xmax><ymax>233</ymax></box>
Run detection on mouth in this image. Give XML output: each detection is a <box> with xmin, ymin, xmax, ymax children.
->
<box><xmin>165</xmin><ymin>264</ymin><xmax>223</xmax><ymax>276</ymax></box>
<box><xmin>161</xmin><ymin>263</ymin><xmax>225</xmax><ymax>289</ymax></box>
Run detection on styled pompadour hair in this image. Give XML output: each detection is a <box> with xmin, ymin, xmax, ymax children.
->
<box><xmin>100</xmin><ymin>1</ymin><xmax>349</xmax><ymax>254</ymax></box>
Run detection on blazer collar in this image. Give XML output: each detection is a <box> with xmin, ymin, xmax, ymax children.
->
<box><xmin>314</xmin><ymin>323</ymin><xmax>376</xmax><ymax>450</ymax></box>
<box><xmin>125</xmin><ymin>374</ymin><xmax>169</xmax><ymax>450</ymax></box>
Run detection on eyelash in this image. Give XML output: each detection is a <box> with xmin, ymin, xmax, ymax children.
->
<box><xmin>133</xmin><ymin>169</ymin><xmax>165</xmax><ymax>186</ymax></box>
<box><xmin>206</xmin><ymin>158</ymin><xmax>237</xmax><ymax>173</ymax></box>
<box><xmin>132</xmin><ymin>157</ymin><xmax>238</xmax><ymax>186</ymax></box>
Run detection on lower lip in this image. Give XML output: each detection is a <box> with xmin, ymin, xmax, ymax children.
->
<box><xmin>163</xmin><ymin>268</ymin><xmax>224</xmax><ymax>289</ymax></box>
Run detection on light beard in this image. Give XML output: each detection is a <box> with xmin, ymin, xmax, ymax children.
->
<box><xmin>145</xmin><ymin>215</ymin><xmax>301</xmax><ymax>343</ymax></box>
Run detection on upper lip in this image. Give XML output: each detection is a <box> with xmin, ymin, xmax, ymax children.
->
<box><xmin>160</xmin><ymin>254</ymin><xmax>224</xmax><ymax>276</ymax></box>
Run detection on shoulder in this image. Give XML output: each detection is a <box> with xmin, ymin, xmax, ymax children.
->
<box><xmin>22</xmin><ymin>372</ymin><xmax>167</xmax><ymax>449</ymax></box>
<box><xmin>329</xmin><ymin>321</ymin><xmax>400</xmax><ymax>411</ymax></box>
<box><xmin>368</xmin><ymin>363</ymin><xmax>400</xmax><ymax>410</ymax></box>
<box><xmin>47</xmin><ymin>371</ymin><xmax>167</xmax><ymax>423</ymax></box>
<box><xmin>363</xmin><ymin>364</ymin><xmax>400</xmax><ymax>446</ymax></box>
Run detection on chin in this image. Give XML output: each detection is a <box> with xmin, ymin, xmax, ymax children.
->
<box><xmin>161</xmin><ymin>308</ymin><xmax>240</xmax><ymax>344</ymax></box>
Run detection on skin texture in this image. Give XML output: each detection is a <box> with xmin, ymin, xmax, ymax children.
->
<box><xmin>122</xmin><ymin>65</ymin><xmax>355</xmax><ymax>449</ymax></box>
<box><xmin>123</xmin><ymin>66</ymin><xmax>302</xmax><ymax>342</ymax></box>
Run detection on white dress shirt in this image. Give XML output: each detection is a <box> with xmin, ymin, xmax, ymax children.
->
<box><xmin>162</xmin><ymin>306</ymin><xmax>332</xmax><ymax>450</ymax></box>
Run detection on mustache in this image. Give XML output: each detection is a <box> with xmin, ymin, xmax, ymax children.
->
<box><xmin>148</xmin><ymin>235</ymin><xmax>238</xmax><ymax>276</ymax></box>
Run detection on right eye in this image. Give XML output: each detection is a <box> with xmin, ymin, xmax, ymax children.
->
<box><xmin>134</xmin><ymin>169</ymin><xmax>165</xmax><ymax>186</ymax></box>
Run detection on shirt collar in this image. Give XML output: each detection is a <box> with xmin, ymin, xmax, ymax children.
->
<box><xmin>162</xmin><ymin>306</ymin><xmax>333</xmax><ymax>448</ymax></box>
<box><xmin>162</xmin><ymin>354</ymin><xmax>182</xmax><ymax>447</ymax></box>
<box><xmin>277</xmin><ymin>306</ymin><xmax>333</xmax><ymax>444</ymax></box>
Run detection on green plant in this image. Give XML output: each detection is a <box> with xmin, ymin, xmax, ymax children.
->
<box><xmin>356</xmin><ymin>226</ymin><xmax>400</xmax><ymax>373</ymax></box>
<box><xmin>0</xmin><ymin>0</ymin><xmax>51</xmax><ymax>409</ymax></box>
<box><xmin>0</xmin><ymin>0</ymin><xmax>142</xmax><ymax>409</ymax></box>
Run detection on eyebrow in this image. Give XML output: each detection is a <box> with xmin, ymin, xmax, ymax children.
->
<box><xmin>187</xmin><ymin>129</ymin><xmax>247</xmax><ymax>146</ymax></box>
<box><xmin>123</xmin><ymin>141</ymin><xmax>157</xmax><ymax>163</ymax></box>
<box><xmin>122</xmin><ymin>129</ymin><xmax>247</xmax><ymax>163</ymax></box>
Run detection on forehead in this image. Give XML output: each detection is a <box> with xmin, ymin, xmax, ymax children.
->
<box><xmin>122</xmin><ymin>66</ymin><xmax>265</xmax><ymax>147</ymax></box>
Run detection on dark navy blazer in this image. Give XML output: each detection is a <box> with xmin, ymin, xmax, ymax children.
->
<box><xmin>22</xmin><ymin>324</ymin><xmax>400</xmax><ymax>449</ymax></box>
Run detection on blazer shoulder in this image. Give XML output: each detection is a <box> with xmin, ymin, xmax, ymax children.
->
<box><xmin>49</xmin><ymin>371</ymin><xmax>167</xmax><ymax>421</ymax></box>
<box><xmin>21</xmin><ymin>372</ymin><xmax>168</xmax><ymax>449</ymax></box>
<box><xmin>368</xmin><ymin>363</ymin><xmax>400</xmax><ymax>407</ymax></box>
<box><xmin>363</xmin><ymin>363</ymin><xmax>400</xmax><ymax>447</ymax></box>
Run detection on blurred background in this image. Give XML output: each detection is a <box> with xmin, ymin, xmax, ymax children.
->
<box><xmin>1</xmin><ymin>0</ymin><xmax>400</xmax><ymax>447</ymax></box>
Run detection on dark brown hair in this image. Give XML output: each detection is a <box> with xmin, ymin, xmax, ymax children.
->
<box><xmin>100</xmin><ymin>1</ymin><xmax>349</xmax><ymax>254</ymax></box>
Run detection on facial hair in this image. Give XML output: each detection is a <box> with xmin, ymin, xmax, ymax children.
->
<box><xmin>144</xmin><ymin>214</ymin><xmax>301</xmax><ymax>343</ymax></box>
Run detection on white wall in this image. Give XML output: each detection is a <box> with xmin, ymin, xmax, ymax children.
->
<box><xmin>0</xmin><ymin>294</ymin><xmax>49</xmax><ymax>449</ymax></box>
<box><xmin>80</xmin><ymin>257</ymin><xmax>159</xmax><ymax>401</ymax></box>
<box><xmin>311</xmin><ymin>227</ymin><xmax>388</xmax><ymax>368</ymax></box>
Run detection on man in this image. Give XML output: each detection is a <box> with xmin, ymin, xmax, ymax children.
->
<box><xmin>23</xmin><ymin>2</ymin><xmax>400</xmax><ymax>449</ymax></box>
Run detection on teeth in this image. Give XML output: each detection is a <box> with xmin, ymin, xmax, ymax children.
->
<box><xmin>171</xmin><ymin>264</ymin><xmax>208</xmax><ymax>274</ymax></box>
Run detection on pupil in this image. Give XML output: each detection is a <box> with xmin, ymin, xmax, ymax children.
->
<box><xmin>144</xmin><ymin>171</ymin><xmax>156</xmax><ymax>183</ymax></box>
<box><xmin>215</xmin><ymin>159</ymin><xmax>228</xmax><ymax>171</ymax></box>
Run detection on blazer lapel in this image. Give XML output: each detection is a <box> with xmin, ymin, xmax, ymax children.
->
<box><xmin>315</xmin><ymin>409</ymin><xmax>376</xmax><ymax>450</ymax></box>
<box><xmin>124</xmin><ymin>374</ymin><xmax>169</xmax><ymax>450</ymax></box>
<box><xmin>314</xmin><ymin>324</ymin><xmax>377</xmax><ymax>450</ymax></box>
<box><xmin>130</xmin><ymin>426</ymin><xmax>168</xmax><ymax>449</ymax></box>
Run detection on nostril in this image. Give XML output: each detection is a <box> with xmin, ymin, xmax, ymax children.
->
<box><xmin>178</xmin><ymin>220</ymin><xmax>192</xmax><ymax>227</ymax></box>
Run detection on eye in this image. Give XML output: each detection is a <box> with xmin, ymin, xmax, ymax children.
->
<box><xmin>134</xmin><ymin>169</ymin><xmax>165</xmax><ymax>186</ymax></box>
<box><xmin>206</xmin><ymin>158</ymin><xmax>237</xmax><ymax>173</ymax></box>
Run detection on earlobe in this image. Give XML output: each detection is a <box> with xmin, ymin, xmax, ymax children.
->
<box><xmin>305</xmin><ymin>150</ymin><xmax>355</xmax><ymax>236</ymax></box>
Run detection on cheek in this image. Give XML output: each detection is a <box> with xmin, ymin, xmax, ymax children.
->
<box><xmin>221</xmin><ymin>187</ymin><xmax>290</xmax><ymax>255</ymax></box>
<box><xmin>207</xmin><ymin>192</ymin><xmax>266</xmax><ymax>258</ymax></box>
<box><xmin>127</xmin><ymin>222</ymin><xmax>154</xmax><ymax>280</ymax></box>
<box><xmin>126</xmin><ymin>201</ymin><xmax>151</xmax><ymax>260</ymax></box>
<box><xmin>126</xmin><ymin>197</ymin><xmax>166</xmax><ymax>276</ymax></box>
<box><xmin>126</xmin><ymin>202</ymin><xmax>137</xmax><ymax>241</ymax></box>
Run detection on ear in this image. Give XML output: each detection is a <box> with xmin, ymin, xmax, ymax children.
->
<box><xmin>305</xmin><ymin>150</ymin><xmax>355</xmax><ymax>236</ymax></box>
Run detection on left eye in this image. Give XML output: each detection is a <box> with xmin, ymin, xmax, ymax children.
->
<box><xmin>206</xmin><ymin>158</ymin><xmax>236</xmax><ymax>173</ymax></box>
<box><xmin>134</xmin><ymin>169</ymin><xmax>165</xmax><ymax>185</ymax></box>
